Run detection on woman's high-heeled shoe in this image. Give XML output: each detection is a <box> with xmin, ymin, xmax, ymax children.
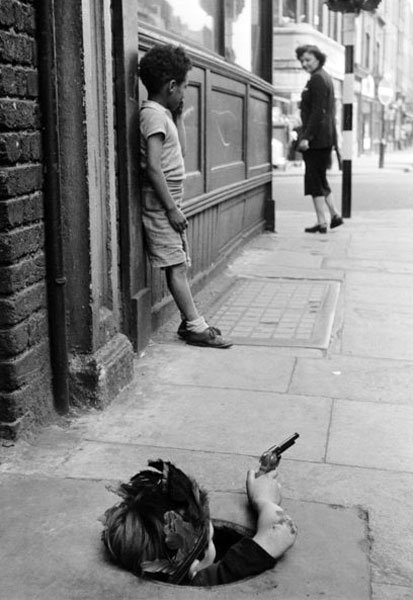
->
<box><xmin>304</xmin><ymin>224</ymin><xmax>327</xmax><ymax>234</ymax></box>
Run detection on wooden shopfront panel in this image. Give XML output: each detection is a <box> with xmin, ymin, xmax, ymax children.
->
<box><xmin>207</xmin><ymin>73</ymin><xmax>246</xmax><ymax>190</ymax></box>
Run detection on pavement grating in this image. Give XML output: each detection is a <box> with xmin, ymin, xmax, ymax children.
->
<box><xmin>208</xmin><ymin>277</ymin><xmax>340</xmax><ymax>349</ymax></box>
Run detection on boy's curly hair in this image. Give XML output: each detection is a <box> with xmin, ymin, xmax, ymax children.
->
<box><xmin>139</xmin><ymin>44</ymin><xmax>192</xmax><ymax>94</ymax></box>
<box><xmin>101</xmin><ymin>460</ymin><xmax>209</xmax><ymax>584</ymax></box>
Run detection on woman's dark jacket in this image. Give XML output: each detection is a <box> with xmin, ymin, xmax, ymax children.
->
<box><xmin>300</xmin><ymin>67</ymin><xmax>336</xmax><ymax>149</ymax></box>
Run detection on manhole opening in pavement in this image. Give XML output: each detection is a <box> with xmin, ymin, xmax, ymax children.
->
<box><xmin>208</xmin><ymin>277</ymin><xmax>340</xmax><ymax>349</ymax></box>
<box><xmin>147</xmin><ymin>520</ymin><xmax>256</xmax><ymax>588</ymax></box>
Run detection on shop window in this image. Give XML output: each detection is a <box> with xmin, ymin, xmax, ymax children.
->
<box><xmin>313</xmin><ymin>0</ymin><xmax>324</xmax><ymax>30</ymax></box>
<box><xmin>281</xmin><ymin>0</ymin><xmax>297</xmax><ymax>23</ymax></box>
<box><xmin>224</xmin><ymin>0</ymin><xmax>262</xmax><ymax>72</ymax></box>
<box><xmin>274</xmin><ymin>0</ymin><xmax>309</xmax><ymax>25</ymax></box>
<box><xmin>138</xmin><ymin>0</ymin><xmax>219</xmax><ymax>53</ymax></box>
<box><xmin>138</xmin><ymin>0</ymin><xmax>271</xmax><ymax>79</ymax></box>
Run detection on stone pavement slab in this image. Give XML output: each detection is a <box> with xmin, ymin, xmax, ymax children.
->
<box><xmin>327</xmin><ymin>399</ymin><xmax>413</xmax><ymax>472</ymax></box>
<box><xmin>0</xmin><ymin>474</ymin><xmax>140</xmax><ymax>600</ymax></box>
<box><xmin>281</xmin><ymin>460</ymin><xmax>413</xmax><ymax>590</ymax></box>
<box><xmin>372</xmin><ymin>582</ymin><xmax>413</xmax><ymax>600</ymax></box>
<box><xmin>82</xmin><ymin>384</ymin><xmax>331</xmax><ymax>463</ymax></box>
<box><xmin>0</xmin><ymin>473</ymin><xmax>370</xmax><ymax>600</ymax></box>
<box><xmin>325</xmin><ymin>257</ymin><xmax>413</xmax><ymax>275</ymax></box>
<box><xmin>290</xmin><ymin>355</ymin><xmax>413</xmax><ymax>404</ymax></box>
<box><xmin>138</xmin><ymin>343</ymin><xmax>296</xmax><ymax>393</ymax></box>
<box><xmin>342</xmin><ymin>302</ymin><xmax>413</xmax><ymax>360</ymax></box>
<box><xmin>347</xmin><ymin>235</ymin><xmax>413</xmax><ymax>262</ymax></box>
<box><xmin>342</xmin><ymin>270</ymin><xmax>413</xmax><ymax>360</ymax></box>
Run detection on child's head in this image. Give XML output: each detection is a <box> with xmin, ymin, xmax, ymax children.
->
<box><xmin>101</xmin><ymin>460</ymin><xmax>212</xmax><ymax>584</ymax></box>
<box><xmin>139</xmin><ymin>44</ymin><xmax>192</xmax><ymax>110</ymax></box>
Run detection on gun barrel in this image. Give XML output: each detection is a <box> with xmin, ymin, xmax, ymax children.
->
<box><xmin>277</xmin><ymin>432</ymin><xmax>299</xmax><ymax>454</ymax></box>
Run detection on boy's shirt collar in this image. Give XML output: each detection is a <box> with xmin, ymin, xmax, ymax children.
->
<box><xmin>142</xmin><ymin>99</ymin><xmax>168</xmax><ymax>113</ymax></box>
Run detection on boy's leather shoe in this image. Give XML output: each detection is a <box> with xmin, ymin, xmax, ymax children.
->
<box><xmin>185</xmin><ymin>327</ymin><xmax>232</xmax><ymax>348</ymax></box>
<box><xmin>304</xmin><ymin>224</ymin><xmax>327</xmax><ymax>234</ymax></box>
<box><xmin>177</xmin><ymin>320</ymin><xmax>188</xmax><ymax>339</ymax></box>
<box><xmin>178</xmin><ymin>321</ymin><xmax>222</xmax><ymax>340</ymax></box>
<box><xmin>330</xmin><ymin>215</ymin><xmax>344</xmax><ymax>229</ymax></box>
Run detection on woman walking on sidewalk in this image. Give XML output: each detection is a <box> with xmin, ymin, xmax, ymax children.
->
<box><xmin>296</xmin><ymin>44</ymin><xmax>343</xmax><ymax>234</ymax></box>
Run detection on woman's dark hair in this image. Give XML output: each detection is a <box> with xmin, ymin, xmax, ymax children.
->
<box><xmin>295</xmin><ymin>44</ymin><xmax>327</xmax><ymax>67</ymax></box>
<box><xmin>139</xmin><ymin>44</ymin><xmax>192</xmax><ymax>94</ymax></box>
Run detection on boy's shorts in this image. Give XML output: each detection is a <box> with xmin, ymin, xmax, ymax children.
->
<box><xmin>142</xmin><ymin>183</ymin><xmax>191</xmax><ymax>269</ymax></box>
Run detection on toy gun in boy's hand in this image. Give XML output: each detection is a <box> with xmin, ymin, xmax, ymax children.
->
<box><xmin>257</xmin><ymin>433</ymin><xmax>299</xmax><ymax>475</ymax></box>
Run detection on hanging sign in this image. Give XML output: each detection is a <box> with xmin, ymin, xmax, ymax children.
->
<box><xmin>377</xmin><ymin>80</ymin><xmax>393</xmax><ymax>106</ymax></box>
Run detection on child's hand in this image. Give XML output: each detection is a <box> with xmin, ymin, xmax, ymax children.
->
<box><xmin>246</xmin><ymin>469</ymin><xmax>282</xmax><ymax>511</ymax></box>
<box><xmin>167</xmin><ymin>206</ymin><xmax>188</xmax><ymax>233</ymax></box>
<box><xmin>172</xmin><ymin>100</ymin><xmax>184</xmax><ymax>118</ymax></box>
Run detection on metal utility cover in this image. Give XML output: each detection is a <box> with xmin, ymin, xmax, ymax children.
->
<box><xmin>209</xmin><ymin>278</ymin><xmax>340</xmax><ymax>349</ymax></box>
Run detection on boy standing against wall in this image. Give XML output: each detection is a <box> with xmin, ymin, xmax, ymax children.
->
<box><xmin>139</xmin><ymin>44</ymin><xmax>232</xmax><ymax>348</ymax></box>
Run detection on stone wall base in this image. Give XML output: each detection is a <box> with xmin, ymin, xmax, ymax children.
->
<box><xmin>69</xmin><ymin>333</ymin><xmax>134</xmax><ymax>410</ymax></box>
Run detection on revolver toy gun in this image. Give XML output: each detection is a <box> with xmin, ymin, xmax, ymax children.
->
<box><xmin>258</xmin><ymin>433</ymin><xmax>299</xmax><ymax>475</ymax></box>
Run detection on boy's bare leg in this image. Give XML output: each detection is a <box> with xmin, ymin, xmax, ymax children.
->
<box><xmin>165</xmin><ymin>262</ymin><xmax>199</xmax><ymax>322</ymax></box>
<box><xmin>165</xmin><ymin>263</ymin><xmax>232</xmax><ymax>348</ymax></box>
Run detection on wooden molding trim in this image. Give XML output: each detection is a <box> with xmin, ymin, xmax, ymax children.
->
<box><xmin>183</xmin><ymin>171</ymin><xmax>272</xmax><ymax>217</ymax></box>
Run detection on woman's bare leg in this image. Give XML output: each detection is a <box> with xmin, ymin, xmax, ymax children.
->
<box><xmin>312</xmin><ymin>196</ymin><xmax>327</xmax><ymax>225</ymax></box>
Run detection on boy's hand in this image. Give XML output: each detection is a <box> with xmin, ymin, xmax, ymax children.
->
<box><xmin>246</xmin><ymin>469</ymin><xmax>282</xmax><ymax>511</ymax></box>
<box><xmin>167</xmin><ymin>206</ymin><xmax>188</xmax><ymax>233</ymax></box>
<box><xmin>172</xmin><ymin>100</ymin><xmax>184</xmax><ymax>118</ymax></box>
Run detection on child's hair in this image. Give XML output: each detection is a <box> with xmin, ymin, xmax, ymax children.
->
<box><xmin>295</xmin><ymin>44</ymin><xmax>327</xmax><ymax>67</ymax></box>
<box><xmin>101</xmin><ymin>459</ymin><xmax>209</xmax><ymax>584</ymax></box>
<box><xmin>139</xmin><ymin>44</ymin><xmax>192</xmax><ymax>94</ymax></box>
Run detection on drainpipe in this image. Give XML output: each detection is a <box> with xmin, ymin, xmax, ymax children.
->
<box><xmin>37</xmin><ymin>0</ymin><xmax>70</xmax><ymax>414</ymax></box>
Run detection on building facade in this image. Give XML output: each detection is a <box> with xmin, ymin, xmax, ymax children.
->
<box><xmin>0</xmin><ymin>0</ymin><xmax>274</xmax><ymax>439</ymax></box>
<box><xmin>272</xmin><ymin>0</ymin><xmax>345</xmax><ymax>158</ymax></box>
<box><xmin>272</xmin><ymin>0</ymin><xmax>413</xmax><ymax>159</ymax></box>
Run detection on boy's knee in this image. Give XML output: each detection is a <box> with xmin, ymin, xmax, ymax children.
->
<box><xmin>166</xmin><ymin>262</ymin><xmax>187</xmax><ymax>278</ymax></box>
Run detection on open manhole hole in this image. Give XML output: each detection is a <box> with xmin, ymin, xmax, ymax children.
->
<box><xmin>147</xmin><ymin>519</ymin><xmax>255</xmax><ymax>588</ymax></box>
<box><xmin>208</xmin><ymin>277</ymin><xmax>340</xmax><ymax>349</ymax></box>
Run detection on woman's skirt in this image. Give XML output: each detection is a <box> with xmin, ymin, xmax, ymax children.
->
<box><xmin>302</xmin><ymin>148</ymin><xmax>332</xmax><ymax>197</ymax></box>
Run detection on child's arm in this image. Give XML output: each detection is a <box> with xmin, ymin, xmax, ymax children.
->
<box><xmin>146</xmin><ymin>133</ymin><xmax>187</xmax><ymax>232</ymax></box>
<box><xmin>246</xmin><ymin>469</ymin><xmax>297</xmax><ymax>560</ymax></box>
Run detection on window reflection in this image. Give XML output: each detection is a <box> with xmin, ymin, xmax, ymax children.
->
<box><xmin>225</xmin><ymin>0</ymin><xmax>261</xmax><ymax>73</ymax></box>
<box><xmin>138</xmin><ymin>0</ymin><xmax>218</xmax><ymax>52</ymax></box>
<box><xmin>138</xmin><ymin>0</ymin><xmax>268</xmax><ymax>77</ymax></box>
<box><xmin>282</xmin><ymin>0</ymin><xmax>296</xmax><ymax>23</ymax></box>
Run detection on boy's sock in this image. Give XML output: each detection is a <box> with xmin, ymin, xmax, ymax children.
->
<box><xmin>186</xmin><ymin>316</ymin><xmax>208</xmax><ymax>334</ymax></box>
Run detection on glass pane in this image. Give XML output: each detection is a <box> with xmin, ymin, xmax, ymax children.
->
<box><xmin>210</xmin><ymin>89</ymin><xmax>243</xmax><ymax>166</ymax></box>
<box><xmin>314</xmin><ymin>0</ymin><xmax>324</xmax><ymax>31</ymax></box>
<box><xmin>298</xmin><ymin>0</ymin><xmax>309</xmax><ymax>23</ymax></box>
<box><xmin>138</xmin><ymin>0</ymin><xmax>219</xmax><ymax>52</ymax></box>
<box><xmin>282</xmin><ymin>0</ymin><xmax>297</xmax><ymax>23</ymax></box>
<box><xmin>183</xmin><ymin>84</ymin><xmax>201</xmax><ymax>174</ymax></box>
<box><xmin>224</xmin><ymin>0</ymin><xmax>262</xmax><ymax>74</ymax></box>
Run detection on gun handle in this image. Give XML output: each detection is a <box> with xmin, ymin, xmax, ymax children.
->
<box><xmin>257</xmin><ymin>453</ymin><xmax>281</xmax><ymax>476</ymax></box>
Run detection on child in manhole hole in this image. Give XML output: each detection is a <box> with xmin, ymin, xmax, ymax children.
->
<box><xmin>100</xmin><ymin>459</ymin><xmax>297</xmax><ymax>586</ymax></box>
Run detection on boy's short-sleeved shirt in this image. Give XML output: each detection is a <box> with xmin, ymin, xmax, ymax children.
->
<box><xmin>190</xmin><ymin>537</ymin><xmax>277</xmax><ymax>587</ymax></box>
<box><xmin>140</xmin><ymin>100</ymin><xmax>185</xmax><ymax>189</ymax></box>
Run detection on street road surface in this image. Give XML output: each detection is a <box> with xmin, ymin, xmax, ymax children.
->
<box><xmin>274</xmin><ymin>169</ymin><xmax>413</xmax><ymax>212</ymax></box>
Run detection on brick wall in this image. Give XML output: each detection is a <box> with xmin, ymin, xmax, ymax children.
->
<box><xmin>0</xmin><ymin>0</ymin><xmax>54</xmax><ymax>438</ymax></box>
